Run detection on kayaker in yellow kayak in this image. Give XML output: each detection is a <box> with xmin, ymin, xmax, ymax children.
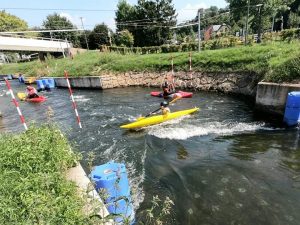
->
<box><xmin>25</xmin><ymin>86</ymin><xmax>39</xmax><ymax>99</ymax></box>
<box><xmin>160</xmin><ymin>101</ymin><xmax>170</xmax><ymax>115</ymax></box>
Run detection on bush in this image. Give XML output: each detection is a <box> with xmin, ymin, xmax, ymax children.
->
<box><xmin>0</xmin><ymin>125</ymin><xmax>85</xmax><ymax>224</ymax></box>
<box><xmin>281</xmin><ymin>28</ymin><xmax>300</xmax><ymax>42</ymax></box>
<box><xmin>266</xmin><ymin>55</ymin><xmax>300</xmax><ymax>82</ymax></box>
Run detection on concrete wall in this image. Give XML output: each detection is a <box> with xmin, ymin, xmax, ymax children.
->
<box><xmin>255</xmin><ymin>82</ymin><xmax>300</xmax><ymax>116</ymax></box>
<box><xmin>54</xmin><ymin>71</ymin><xmax>261</xmax><ymax>97</ymax></box>
<box><xmin>54</xmin><ymin>76</ymin><xmax>102</xmax><ymax>89</ymax></box>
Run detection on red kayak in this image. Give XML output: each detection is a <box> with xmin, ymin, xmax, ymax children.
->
<box><xmin>27</xmin><ymin>96</ymin><xmax>46</xmax><ymax>103</ymax></box>
<box><xmin>150</xmin><ymin>91</ymin><xmax>193</xmax><ymax>98</ymax></box>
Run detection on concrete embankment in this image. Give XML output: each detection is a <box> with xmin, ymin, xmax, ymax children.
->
<box><xmin>255</xmin><ymin>82</ymin><xmax>300</xmax><ymax>116</ymax></box>
<box><xmin>54</xmin><ymin>71</ymin><xmax>261</xmax><ymax>97</ymax></box>
<box><xmin>66</xmin><ymin>163</ymin><xmax>112</xmax><ymax>224</ymax></box>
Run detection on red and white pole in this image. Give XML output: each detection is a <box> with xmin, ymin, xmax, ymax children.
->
<box><xmin>171</xmin><ymin>55</ymin><xmax>174</xmax><ymax>75</ymax></box>
<box><xmin>5</xmin><ymin>79</ymin><xmax>28</xmax><ymax>130</ymax></box>
<box><xmin>64</xmin><ymin>70</ymin><xmax>82</xmax><ymax>129</ymax></box>
<box><xmin>189</xmin><ymin>52</ymin><xmax>192</xmax><ymax>72</ymax></box>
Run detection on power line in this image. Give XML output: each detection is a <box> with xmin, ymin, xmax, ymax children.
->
<box><xmin>0</xmin><ymin>7</ymin><xmax>115</xmax><ymax>12</ymax></box>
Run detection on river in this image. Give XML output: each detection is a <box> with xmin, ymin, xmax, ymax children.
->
<box><xmin>0</xmin><ymin>80</ymin><xmax>300</xmax><ymax>225</ymax></box>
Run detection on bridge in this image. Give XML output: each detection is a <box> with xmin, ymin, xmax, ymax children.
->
<box><xmin>0</xmin><ymin>34</ymin><xmax>72</xmax><ymax>53</ymax></box>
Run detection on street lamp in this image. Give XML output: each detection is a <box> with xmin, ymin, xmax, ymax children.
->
<box><xmin>256</xmin><ymin>4</ymin><xmax>263</xmax><ymax>43</ymax></box>
<box><xmin>244</xmin><ymin>0</ymin><xmax>250</xmax><ymax>45</ymax></box>
<box><xmin>198</xmin><ymin>8</ymin><xmax>203</xmax><ymax>52</ymax></box>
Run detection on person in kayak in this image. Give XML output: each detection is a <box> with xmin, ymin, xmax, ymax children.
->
<box><xmin>26</xmin><ymin>86</ymin><xmax>39</xmax><ymax>99</ymax></box>
<box><xmin>160</xmin><ymin>101</ymin><xmax>170</xmax><ymax>115</ymax></box>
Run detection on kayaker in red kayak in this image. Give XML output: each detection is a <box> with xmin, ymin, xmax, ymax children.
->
<box><xmin>26</xmin><ymin>86</ymin><xmax>39</xmax><ymax>99</ymax></box>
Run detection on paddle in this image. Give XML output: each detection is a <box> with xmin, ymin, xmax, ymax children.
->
<box><xmin>137</xmin><ymin>96</ymin><xmax>181</xmax><ymax>121</ymax></box>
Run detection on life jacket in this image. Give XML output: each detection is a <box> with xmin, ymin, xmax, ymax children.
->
<box><xmin>162</xmin><ymin>107</ymin><xmax>170</xmax><ymax>115</ymax></box>
<box><xmin>27</xmin><ymin>87</ymin><xmax>37</xmax><ymax>96</ymax></box>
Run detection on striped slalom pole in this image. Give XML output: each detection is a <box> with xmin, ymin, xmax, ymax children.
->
<box><xmin>171</xmin><ymin>55</ymin><xmax>174</xmax><ymax>75</ymax></box>
<box><xmin>64</xmin><ymin>70</ymin><xmax>82</xmax><ymax>128</ymax></box>
<box><xmin>189</xmin><ymin>52</ymin><xmax>193</xmax><ymax>79</ymax></box>
<box><xmin>5</xmin><ymin>78</ymin><xmax>28</xmax><ymax>130</ymax></box>
<box><xmin>189</xmin><ymin>52</ymin><xmax>192</xmax><ymax>72</ymax></box>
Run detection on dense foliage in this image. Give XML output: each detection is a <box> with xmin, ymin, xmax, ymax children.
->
<box><xmin>0</xmin><ymin>126</ymin><xmax>85</xmax><ymax>224</ymax></box>
<box><xmin>115</xmin><ymin>0</ymin><xmax>176</xmax><ymax>46</ymax></box>
<box><xmin>0</xmin><ymin>10</ymin><xmax>28</xmax><ymax>32</ymax></box>
<box><xmin>41</xmin><ymin>13</ymin><xmax>80</xmax><ymax>47</ymax></box>
<box><xmin>88</xmin><ymin>23</ymin><xmax>112</xmax><ymax>49</ymax></box>
<box><xmin>115</xmin><ymin>29</ymin><xmax>134</xmax><ymax>47</ymax></box>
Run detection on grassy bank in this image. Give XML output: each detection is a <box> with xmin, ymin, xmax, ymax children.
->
<box><xmin>0</xmin><ymin>41</ymin><xmax>299</xmax><ymax>83</ymax></box>
<box><xmin>0</xmin><ymin>126</ymin><xmax>87</xmax><ymax>224</ymax></box>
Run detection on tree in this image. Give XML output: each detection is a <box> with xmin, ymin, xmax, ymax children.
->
<box><xmin>42</xmin><ymin>13</ymin><xmax>80</xmax><ymax>47</ymax></box>
<box><xmin>0</xmin><ymin>10</ymin><xmax>28</xmax><ymax>32</ymax></box>
<box><xmin>115</xmin><ymin>29</ymin><xmax>134</xmax><ymax>47</ymax></box>
<box><xmin>115</xmin><ymin>0</ymin><xmax>138</xmax><ymax>32</ymax></box>
<box><xmin>135</xmin><ymin>0</ymin><xmax>177</xmax><ymax>46</ymax></box>
<box><xmin>88</xmin><ymin>23</ymin><xmax>112</xmax><ymax>49</ymax></box>
<box><xmin>115</xmin><ymin>0</ymin><xmax>177</xmax><ymax>46</ymax></box>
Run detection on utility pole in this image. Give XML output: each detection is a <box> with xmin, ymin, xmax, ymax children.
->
<box><xmin>257</xmin><ymin>4</ymin><xmax>263</xmax><ymax>43</ymax></box>
<box><xmin>80</xmin><ymin>17</ymin><xmax>89</xmax><ymax>50</ymax></box>
<box><xmin>108</xmin><ymin>30</ymin><xmax>112</xmax><ymax>46</ymax></box>
<box><xmin>198</xmin><ymin>8</ymin><xmax>202</xmax><ymax>52</ymax></box>
<box><xmin>245</xmin><ymin>0</ymin><xmax>250</xmax><ymax>45</ymax></box>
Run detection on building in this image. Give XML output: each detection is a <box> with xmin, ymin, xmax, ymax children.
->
<box><xmin>204</xmin><ymin>24</ymin><xmax>230</xmax><ymax>41</ymax></box>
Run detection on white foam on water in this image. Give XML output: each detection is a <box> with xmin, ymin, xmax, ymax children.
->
<box><xmin>73</xmin><ymin>95</ymin><xmax>90</xmax><ymax>102</ymax></box>
<box><xmin>148</xmin><ymin>121</ymin><xmax>273</xmax><ymax>140</ymax></box>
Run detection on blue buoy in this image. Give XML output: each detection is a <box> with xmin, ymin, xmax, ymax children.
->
<box><xmin>284</xmin><ymin>92</ymin><xmax>300</xmax><ymax>126</ymax></box>
<box><xmin>90</xmin><ymin>161</ymin><xmax>134</xmax><ymax>224</ymax></box>
<box><xmin>36</xmin><ymin>80</ymin><xmax>45</xmax><ymax>90</ymax></box>
<box><xmin>47</xmin><ymin>78</ymin><xmax>55</xmax><ymax>88</ymax></box>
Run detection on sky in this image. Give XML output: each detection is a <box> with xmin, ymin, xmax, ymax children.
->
<box><xmin>1</xmin><ymin>0</ymin><xmax>227</xmax><ymax>31</ymax></box>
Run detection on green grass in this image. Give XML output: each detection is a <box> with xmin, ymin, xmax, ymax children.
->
<box><xmin>0</xmin><ymin>125</ymin><xmax>87</xmax><ymax>225</ymax></box>
<box><xmin>0</xmin><ymin>42</ymin><xmax>299</xmax><ymax>82</ymax></box>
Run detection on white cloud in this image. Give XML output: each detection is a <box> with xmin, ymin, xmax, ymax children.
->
<box><xmin>59</xmin><ymin>12</ymin><xmax>83</xmax><ymax>28</ymax></box>
<box><xmin>177</xmin><ymin>3</ymin><xmax>208</xmax><ymax>23</ymax></box>
<box><xmin>105</xmin><ymin>18</ymin><xmax>116</xmax><ymax>32</ymax></box>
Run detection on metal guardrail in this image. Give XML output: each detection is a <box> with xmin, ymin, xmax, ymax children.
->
<box><xmin>0</xmin><ymin>33</ymin><xmax>71</xmax><ymax>43</ymax></box>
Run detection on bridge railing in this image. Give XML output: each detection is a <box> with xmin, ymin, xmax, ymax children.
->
<box><xmin>0</xmin><ymin>33</ymin><xmax>71</xmax><ymax>43</ymax></box>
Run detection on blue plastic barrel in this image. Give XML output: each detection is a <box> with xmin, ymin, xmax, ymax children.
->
<box><xmin>18</xmin><ymin>75</ymin><xmax>25</xmax><ymax>83</ymax></box>
<box><xmin>42</xmin><ymin>79</ymin><xmax>49</xmax><ymax>87</ymax></box>
<box><xmin>286</xmin><ymin>92</ymin><xmax>300</xmax><ymax>108</ymax></box>
<box><xmin>90</xmin><ymin>161</ymin><xmax>130</xmax><ymax>202</ymax></box>
<box><xmin>284</xmin><ymin>92</ymin><xmax>300</xmax><ymax>126</ymax></box>
<box><xmin>47</xmin><ymin>78</ymin><xmax>55</xmax><ymax>88</ymax></box>
<box><xmin>107</xmin><ymin>198</ymin><xmax>134</xmax><ymax>223</ymax></box>
<box><xmin>36</xmin><ymin>80</ymin><xmax>45</xmax><ymax>90</ymax></box>
<box><xmin>90</xmin><ymin>161</ymin><xmax>134</xmax><ymax>224</ymax></box>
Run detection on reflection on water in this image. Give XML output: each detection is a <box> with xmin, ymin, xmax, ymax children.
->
<box><xmin>1</xmin><ymin>81</ymin><xmax>300</xmax><ymax>225</ymax></box>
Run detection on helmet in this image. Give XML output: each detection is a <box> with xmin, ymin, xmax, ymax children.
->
<box><xmin>160</xmin><ymin>101</ymin><xmax>168</xmax><ymax>107</ymax></box>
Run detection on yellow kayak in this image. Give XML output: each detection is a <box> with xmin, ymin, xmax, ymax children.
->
<box><xmin>24</xmin><ymin>77</ymin><xmax>37</xmax><ymax>84</ymax></box>
<box><xmin>17</xmin><ymin>92</ymin><xmax>26</xmax><ymax>101</ymax></box>
<box><xmin>120</xmin><ymin>107</ymin><xmax>199</xmax><ymax>129</ymax></box>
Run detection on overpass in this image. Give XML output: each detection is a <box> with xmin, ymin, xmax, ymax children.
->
<box><xmin>0</xmin><ymin>34</ymin><xmax>72</xmax><ymax>53</ymax></box>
